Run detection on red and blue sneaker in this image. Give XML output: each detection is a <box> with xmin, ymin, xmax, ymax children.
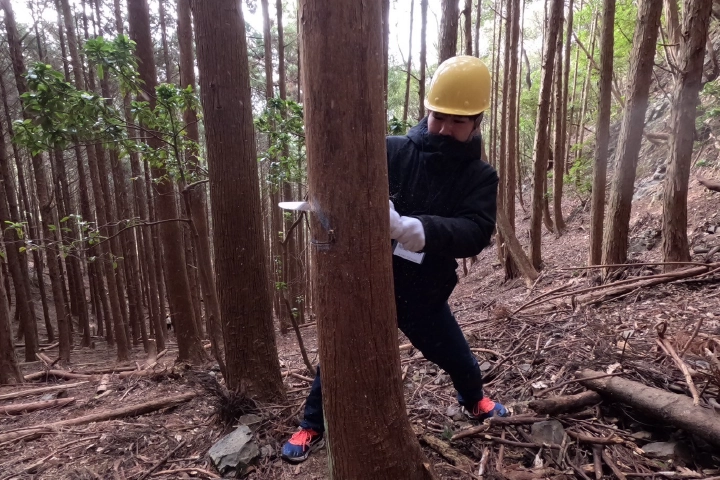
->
<box><xmin>281</xmin><ymin>428</ymin><xmax>325</xmax><ymax>463</ymax></box>
<box><xmin>464</xmin><ymin>397</ymin><xmax>509</xmax><ymax>421</ymax></box>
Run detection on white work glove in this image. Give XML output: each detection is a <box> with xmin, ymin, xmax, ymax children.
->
<box><xmin>396</xmin><ymin>216</ymin><xmax>425</xmax><ymax>252</ymax></box>
<box><xmin>389</xmin><ymin>201</ymin><xmax>404</xmax><ymax>239</ymax></box>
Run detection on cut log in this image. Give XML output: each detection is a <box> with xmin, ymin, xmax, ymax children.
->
<box><xmin>0</xmin><ymin>392</ymin><xmax>196</xmax><ymax>443</ymax></box>
<box><xmin>0</xmin><ymin>397</ymin><xmax>75</xmax><ymax>415</ymax></box>
<box><xmin>577</xmin><ymin>369</ymin><xmax>720</xmax><ymax>447</ymax></box>
<box><xmin>529</xmin><ymin>391</ymin><xmax>602</xmax><ymax>415</ymax></box>
<box><xmin>0</xmin><ymin>381</ymin><xmax>89</xmax><ymax>401</ymax></box>
<box><xmin>698</xmin><ymin>176</ymin><xmax>720</xmax><ymax>193</ymax></box>
<box><xmin>96</xmin><ymin>374</ymin><xmax>110</xmax><ymax>395</ymax></box>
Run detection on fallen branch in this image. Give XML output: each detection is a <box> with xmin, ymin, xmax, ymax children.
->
<box><xmin>566</xmin><ymin>429</ymin><xmax>623</xmax><ymax>445</ymax></box>
<box><xmin>656</xmin><ymin>337</ymin><xmax>700</xmax><ymax>405</ymax></box>
<box><xmin>138</xmin><ymin>439</ymin><xmax>187</xmax><ymax>480</ymax></box>
<box><xmin>601</xmin><ymin>449</ymin><xmax>627</xmax><ymax>480</ymax></box>
<box><xmin>0</xmin><ymin>381</ymin><xmax>89</xmax><ymax>401</ymax></box>
<box><xmin>451</xmin><ymin>415</ymin><xmax>547</xmax><ymax>441</ymax></box>
<box><xmin>420</xmin><ymin>434</ymin><xmax>474</xmax><ymax>471</ymax></box>
<box><xmin>24</xmin><ymin>370</ymin><xmax>97</xmax><ymax>382</ymax></box>
<box><xmin>0</xmin><ymin>397</ymin><xmax>75</xmax><ymax>415</ymax></box>
<box><xmin>577</xmin><ymin>369</ymin><xmax>720</xmax><ymax>447</ymax></box>
<box><xmin>528</xmin><ymin>391</ymin><xmax>602</xmax><ymax>415</ymax></box>
<box><xmin>0</xmin><ymin>391</ymin><xmax>196</xmax><ymax>443</ymax></box>
<box><xmin>152</xmin><ymin>468</ymin><xmax>220</xmax><ymax>478</ymax></box>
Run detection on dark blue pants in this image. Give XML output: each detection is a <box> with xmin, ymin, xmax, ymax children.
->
<box><xmin>300</xmin><ymin>302</ymin><xmax>484</xmax><ymax>432</ymax></box>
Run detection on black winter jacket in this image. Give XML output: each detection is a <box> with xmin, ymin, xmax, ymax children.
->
<box><xmin>387</xmin><ymin>117</ymin><xmax>498</xmax><ymax>310</ymax></box>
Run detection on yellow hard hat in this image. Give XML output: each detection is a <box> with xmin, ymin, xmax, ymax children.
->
<box><xmin>424</xmin><ymin>56</ymin><xmax>491</xmax><ymax>116</ymax></box>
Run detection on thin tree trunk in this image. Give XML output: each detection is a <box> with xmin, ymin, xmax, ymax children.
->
<box><xmin>529</xmin><ymin>0</ymin><xmax>563</xmax><ymax>270</ymax></box>
<box><xmin>474</xmin><ymin>0</ymin><xmax>482</xmax><ymax>57</ymax></box>
<box><xmin>588</xmin><ymin>0</ymin><xmax>616</xmax><ymax>266</ymax></box>
<box><xmin>439</xmin><ymin>0</ymin><xmax>459</xmax><ymax>63</ymax></box>
<box><xmin>662</xmin><ymin>0</ymin><xmax>713</xmax><ymax>269</ymax></box>
<box><xmin>574</xmin><ymin>14</ymin><xmax>598</xmax><ymax>165</ymax></box>
<box><xmin>2</xmin><ymin>0</ymin><xmax>71</xmax><ymax>362</ymax></box>
<box><xmin>418</xmin><ymin>0</ymin><xmax>428</xmax><ymax>120</ymax></box>
<box><xmin>128</xmin><ymin>0</ymin><xmax>205</xmax><ymax>364</ymax></box>
<box><xmin>602</xmin><ymin>0</ymin><xmax>662</xmax><ymax>266</ymax></box>
<box><xmin>490</xmin><ymin>0</ymin><xmax>502</xmax><ymax>166</ymax></box>
<box><xmin>300</xmin><ymin>0</ymin><xmax>437</xmax><ymax>476</ymax></box>
<box><xmin>463</xmin><ymin>0</ymin><xmax>473</xmax><ymax>55</ymax></box>
<box><xmin>403</xmin><ymin>0</ymin><xmax>415</xmax><ymax>124</ymax></box>
<box><xmin>192</xmin><ymin>0</ymin><xmax>283</xmax><ymax>399</ymax></box>
<box><xmin>503</xmin><ymin>0</ymin><xmax>521</xmax><ymax>279</ymax></box>
<box><xmin>158</xmin><ymin>0</ymin><xmax>172</xmax><ymax>83</ymax></box>
<box><xmin>560</xmin><ymin>0</ymin><xmax>574</xmax><ymax>176</ymax></box>
<box><xmin>664</xmin><ymin>0</ymin><xmax>681</xmax><ymax>68</ymax></box>
<box><xmin>552</xmin><ymin>5</ymin><xmax>566</xmax><ymax>233</ymax></box>
<box><xmin>567</xmin><ymin>0</ymin><xmax>584</xmax><ymax>174</ymax></box>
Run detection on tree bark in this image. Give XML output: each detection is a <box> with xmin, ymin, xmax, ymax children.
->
<box><xmin>529</xmin><ymin>0</ymin><xmax>563</xmax><ymax>270</ymax></box>
<box><xmin>602</xmin><ymin>0</ymin><xmax>662</xmax><ymax>266</ymax></box>
<box><xmin>158</xmin><ymin>0</ymin><xmax>173</xmax><ymax>83</ymax></box>
<box><xmin>662</xmin><ymin>0</ymin><xmax>713</xmax><ymax>269</ymax></box>
<box><xmin>560</xmin><ymin>0</ymin><xmax>574</xmax><ymax>176</ymax></box>
<box><xmin>574</xmin><ymin>15</ymin><xmax>598</xmax><ymax>166</ymax></box>
<box><xmin>2</xmin><ymin>0</ymin><xmax>71</xmax><ymax>362</ymax></box>
<box><xmin>588</xmin><ymin>0</ymin><xmax>616</xmax><ymax>266</ymax></box>
<box><xmin>474</xmin><ymin>0</ymin><xmax>482</xmax><ymax>57</ymax></box>
<box><xmin>439</xmin><ymin>0</ymin><xmax>459</xmax><ymax>63</ymax></box>
<box><xmin>300</xmin><ymin>1</ymin><xmax>437</xmax><ymax>478</ymax></box>
<box><xmin>418</xmin><ymin>0</ymin><xmax>428</xmax><ymax>120</ymax></box>
<box><xmin>192</xmin><ymin>0</ymin><xmax>283</xmax><ymax>399</ymax></box>
<box><xmin>128</xmin><ymin>0</ymin><xmax>206</xmax><ymax>364</ymax></box>
<box><xmin>664</xmin><ymin>0</ymin><xmax>682</xmax><ymax>68</ymax></box>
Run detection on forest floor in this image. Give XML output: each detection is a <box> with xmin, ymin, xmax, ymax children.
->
<box><xmin>2</xmin><ymin>170</ymin><xmax>720</xmax><ymax>479</ymax></box>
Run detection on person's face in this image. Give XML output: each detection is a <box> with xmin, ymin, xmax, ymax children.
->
<box><xmin>427</xmin><ymin>111</ymin><xmax>477</xmax><ymax>142</ymax></box>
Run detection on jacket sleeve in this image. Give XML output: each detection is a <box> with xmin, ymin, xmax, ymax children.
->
<box><xmin>414</xmin><ymin>164</ymin><xmax>498</xmax><ymax>258</ymax></box>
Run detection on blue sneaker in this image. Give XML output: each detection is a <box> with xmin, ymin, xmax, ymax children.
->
<box><xmin>281</xmin><ymin>428</ymin><xmax>324</xmax><ymax>463</ymax></box>
<box><xmin>464</xmin><ymin>397</ymin><xmax>509</xmax><ymax>421</ymax></box>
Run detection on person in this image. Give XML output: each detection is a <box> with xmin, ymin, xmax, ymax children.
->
<box><xmin>281</xmin><ymin>55</ymin><xmax>507</xmax><ymax>464</ymax></box>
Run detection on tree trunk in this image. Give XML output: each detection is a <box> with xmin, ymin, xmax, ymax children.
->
<box><xmin>664</xmin><ymin>0</ymin><xmax>681</xmax><ymax>68</ymax></box>
<box><xmin>560</xmin><ymin>0</ymin><xmax>574</xmax><ymax>175</ymax></box>
<box><xmin>192</xmin><ymin>0</ymin><xmax>283</xmax><ymax>399</ymax></box>
<box><xmin>158</xmin><ymin>0</ymin><xmax>173</xmax><ymax>83</ymax></box>
<box><xmin>128</xmin><ymin>0</ymin><xmax>206</xmax><ymax>364</ymax></box>
<box><xmin>418</xmin><ymin>0</ymin><xmax>428</xmax><ymax>120</ymax></box>
<box><xmin>177</xmin><ymin>0</ymin><xmax>225</xmax><ymax>373</ymax></box>
<box><xmin>529</xmin><ymin>0</ymin><xmax>563</xmax><ymax>270</ymax></box>
<box><xmin>2</xmin><ymin>0</ymin><xmax>71</xmax><ymax>362</ymax></box>
<box><xmin>439</xmin><ymin>0</ymin><xmax>459</xmax><ymax>63</ymax></box>
<box><xmin>490</xmin><ymin>0</ymin><xmax>502</xmax><ymax>166</ymax></box>
<box><xmin>0</xmin><ymin>109</ymin><xmax>37</xmax><ymax>362</ymax></box>
<box><xmin>602</xmin><ymin>0</ymin><xmax>662</xmax><ymax>266</ymax></box>
<box><xmin>0</xmin><ymin>258</ymin><xmax>21</xmax><ymax>384</ymax></box>
<box><xmin>463</xmin><ymin>0</ymin><xmax>473</xmax><ymax>55</ymax></box>
<box><xmin>402</xmin><ymin>0</ymin><xmax>415</xmax><ymax>124</ymax></box>
<box><xmin>383</xmin><ymin>0</ymin><xmax>390</xmax><ymax>108</ymax></box>
<box><xmin>552</xmin><ymin>5</ymin><xmax>566</xmax><ymax>234</ymax></box>
<box><xmin>588</xmin><ymin>0</ymin><xmax>616</xmax><ymax>266</ymax></box>
<box><xmin>503</xmin><ymin>0</ymin><xmax>521</xmax><ymax>279</ymax></box>
<box><xmin>574</xmin><ymin>14</ymin><xmax>598</xmax><ymax>166</ymax></box>
<box><xmin>662</xmin><ymin>0</ymin><xmax>713</xmax><ymax>269</ymax></box>
<box><xmin>300</xmin><ymin>1</ymin><xmax>437</xmax><ymax>478</ymax></box>
<box><xmin>474</xmin><ymin>0</ymin><xmax>482</xmax><ymax>57</ymax></box>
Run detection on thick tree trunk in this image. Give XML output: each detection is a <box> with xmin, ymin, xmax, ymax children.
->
<box><xmin>127</xmin><ymin>0</ymin><xmax>206</xmax><ymax>364</ymax></box>
<box><xmin>552</xmin><ymin>6</ymin><xmax>566</xmax><ymax>234</ymax></box>
<box><xmin>439</xmin><ymin>0</ymin><xmax>459</xmax><ymax>63</ymax></box>
<box><xmin>0</xmin><ymin>113</ymin><xmax>37</xmax><ymax>362</ymax></box>
<box><xmin>2</xmin><ymin>0</ymin><xmax>71</xmax><ymax>362</ymax></box>
<box><xmin>588</xmin><ymin>0</ymin><xmax>616</xmax><ymax>265</ymax></box>
<box><xmin>177</xmin><ymin>0</ymin><xmax>225</xmax><ymax>373</ymax></box>
<box><xmin>529</xmin><ymin>0</ymin><xmax>563</xmax><ymax>270</ymax></box>
<box><xmin>662</xmin><ymin>0</ymin><xmax>713</xmax><ymax>269</ymax></box>
<box><xmin>418</xmin><ymin>0</ymin><xmax>428</xmax><ymax>120</ymax></box>
<box><xmin>192</xmin><ymin>0</ymin><xmax>283</xmax><ymax>398</ymax></box>
<box><xmin>402</xmin><ymin>0</ymin><xmax>415</xmax><ymax>124</ymax></box>
<box><xmin>0</xmin><ymin>260</ymin><xmax>21</xmax><ymax>384</ymax></box>
<box><xmin>300</xmin><ymin>1</ymin><xmax>437</xmax><ymax>478</ymax></box>
<box><xmin>602</xmin><ymin>0</ymin><xmax>662</xmax><ymax>266</ymax></box>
